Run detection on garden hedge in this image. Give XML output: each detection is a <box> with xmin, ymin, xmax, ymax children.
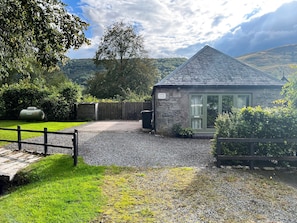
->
<box><xmin>212</xmin><ymin>106</ymin><xmax>297</xmax><ymax>162</ymax></box>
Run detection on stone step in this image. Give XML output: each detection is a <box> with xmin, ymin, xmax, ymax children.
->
<box><xmin>0</xmin><ymin>147</ymin><xmax>41</xmax><ymax>181</ymax></box>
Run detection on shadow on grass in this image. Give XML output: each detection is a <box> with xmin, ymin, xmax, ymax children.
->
<box><xmin>0</xmin><ymin>120</ymin><xmax>44</xmax><ymax>128</ymax></box>
<box><xmin>253</xmin><ymin>169</ymin><xmax>297</xmax><ymax>189</ymax></box>
<box><xmin>11</xmin><ymin>154</ymin><xmax>106</xmax><ymax>188</ymax></box>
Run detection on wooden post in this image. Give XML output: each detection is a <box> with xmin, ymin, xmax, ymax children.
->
<box><xmin>17</xmin><ymin>125</ymin><xmax>22</xmax><ymax>151</ymax></box>
<box><xmin>216</xmin><ymin>136</ymin><xmax>221</xmax><ymax>168</ymax></box>
<box><xmin>44</xmin><ymin>128</ymin><xmax>48</xmax><ymax>156</ymax></box>
<box><xmin>73</xmin><ymin>129</ymin><xmax>78</xmax><ymax>166</ymax></box>
<box><xmin>250</xmin><ymin>135</ymin><xmax>255</xmax><ymax>170</ymax></box>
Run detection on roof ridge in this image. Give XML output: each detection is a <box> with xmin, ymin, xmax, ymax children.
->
<box><xmin>155</xmin><ymin>45</ymin><xmax>284</xmax><ymax>87</ymax></box>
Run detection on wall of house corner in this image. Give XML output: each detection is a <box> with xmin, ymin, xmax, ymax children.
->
<box><xmin>153</xmin><ymin>86</ymin><xmax>283</xmax><ymax>136</ymax></box>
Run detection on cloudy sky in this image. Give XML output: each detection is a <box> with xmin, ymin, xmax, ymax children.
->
<box><xmin>62</xmin><ymin>0</ymin><xmax>297</xmax><ymax>59</ymax></box>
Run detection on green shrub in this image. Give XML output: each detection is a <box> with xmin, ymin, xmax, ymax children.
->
<box><xmin>41</xmin><ymin>96</ymin><xmax>71</xmax><ymax>121</ymax></box>
<box><xmin>1</xmin><ymin>80</ymin><xmax>82</xmax><ymax>121</ymax></box>
<box><xmin>1</xmin><ymin>81</ymin><xmax>48</xmax><ymax>119</ymax></box>
<box><xmin>212</xmin><ymin>106</ymin><xmax>297</xmax><ymax>162</ymax></box>
<box><xmin>172</xmin><ymin>123</ymin><xmax>182</xmax><ymax>137</ymax></box>
<box><xmin>179</xmin><ymin>128</ymin><xmax>193</xmax><ymax>138</ymax></box>
<box><xmin>81</xmin><ymin>94</ymin><xmax>100</xmax><ymax>103</ymax></box>
<box><xmin>172</xmin><ymin>123</ymin><xmax>193</xmax><ymax>138</ymax></box>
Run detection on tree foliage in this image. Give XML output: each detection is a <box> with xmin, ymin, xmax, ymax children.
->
<box><xmin>0</xmin><ymin>0</ymin><xmax>89</xmax><ymax>79</ymax></box>
<box><xmin>281</xmin><ymin>74</ymin><xmax>297</xmax><ymax>108</ymax></box>
<box><xmin>95</xmin><ymin>21</ymin><xmax>145</xmax><ymax>64</ymax></box>
<box><xmin>90</xmin><ymin>21</ymin><xmax>160</xmax><ymax>99</ymax></box>
<box><xmin>0</xmin><ymin>58</ymin><xmax>71</xmax><ymax>87</ymax></box>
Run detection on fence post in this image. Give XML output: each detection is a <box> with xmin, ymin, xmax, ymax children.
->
<box><xmin>44</xmin><ymin>128</ymin><xmax>48</xmax><ymax>156</ymax></box>
<box><xmin>216</xmin><ymin>136</ymin><xmax>221</xmax><ymax>168</ymax></box>
<box><xmin>249</xmin><ymin>135</ymin><xmax>255</xmax><ymax>170</ymax></box>
<box><xmin>17</xmin><ymin>125</ymin><xmax>22</xmax><ymax>151</ymax></box>
<box><xmin>73</xmin><ymin>129</ymin><xmax>78</xmax><ymax>166</ymax></box>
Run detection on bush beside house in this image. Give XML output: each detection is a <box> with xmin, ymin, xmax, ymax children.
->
<box><xmin>212</xmin><ymin>106</ymin><xmax>297</xmax><ymax>164</ymax></box>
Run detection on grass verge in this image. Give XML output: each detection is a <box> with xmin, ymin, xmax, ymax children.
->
<box><xmin>95</xmin><ymin>167</ymin><xmax>297</xmax><ymax>223</ymax></box>
<box><xmin>0</xmin><ymin>120</ymin><xmax>86</xmax><ymax>146</ymax></box>
<box><xmin>0</xmin><ymin>155</ymin><xmax>106</xmax><ymax>223</ymax></box>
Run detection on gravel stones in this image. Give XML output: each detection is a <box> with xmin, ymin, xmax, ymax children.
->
<box><xmin>79</xmin><ymin>132</ymin><xmax>215</xmax><ymax>167</ymax></box>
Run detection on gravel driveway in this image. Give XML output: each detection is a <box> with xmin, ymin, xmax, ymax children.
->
<box><xmin>79</xmin><ymin>131</ymin><xmax>214</xmax><ymax>167</ymax></box>
<box><xmin>77</xmin><ymin>121</ymin><xmax>214</xmax><ymax>167</ymax></box>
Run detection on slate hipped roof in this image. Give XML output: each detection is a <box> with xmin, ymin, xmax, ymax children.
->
<box><xmin>155</xmin><ymin>45</ymin><xmax>284</xmax><ymax>87</ymax></box>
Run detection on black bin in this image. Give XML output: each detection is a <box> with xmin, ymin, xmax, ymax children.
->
<box><xmin>141</xmin><ymin>110</ymin><xmax>153</xmax><ymax>129</ymax></box>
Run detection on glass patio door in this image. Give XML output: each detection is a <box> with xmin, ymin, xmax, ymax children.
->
<box><xmin>207</xmin><ymin>95</ymin><xmax>219</xmax><ymax>128</ymax></box>
<box><xmin>191</xmin><ymin>95</ymin><xmax>203</xmax><ymax>129</ymax></box>
<box><xmin>190</xmin><ymin>94</ymin><xmax>250</xmax><ymax>131</ymax></box>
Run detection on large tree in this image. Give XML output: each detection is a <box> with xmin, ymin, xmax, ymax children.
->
<box><xmin>89</xmin><ymin>21</ymin><xmax>159</xmax><ymax>99</ymax></box>
<box><xmin>0</xmin><ymin>0</ymin><xmax>89</xmax><ymax>79</ymax></box>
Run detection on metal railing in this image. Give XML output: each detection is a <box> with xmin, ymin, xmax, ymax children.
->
<box><xmin>0</xmin><ymin>126</ymin><xmax>78</xmax><ymax>166</ymax></box>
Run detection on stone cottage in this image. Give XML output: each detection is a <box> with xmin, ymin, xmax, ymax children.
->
<box><xmin>152</xmin><ymin>45</ymin><xmax>285</xmax><ymax>137</ymax></box>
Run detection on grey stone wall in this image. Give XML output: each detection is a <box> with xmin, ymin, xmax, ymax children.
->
<box><xmin>153</xmin><ymin>86</ymin><xmax>282</xmax><ymax>135</ymax></box>
<box><xmin>153</xmin><ymin>88</ymin><xmax>190</xmax><ymax>135</ymax></box>
<box><xmin>252</xmin><ymin>88</ymin><xmax>282</xmax><ymax>107</ymax></box>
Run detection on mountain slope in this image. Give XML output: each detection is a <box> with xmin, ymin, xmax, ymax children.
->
<box><xmin>237</xmin><ymin>44</ymin><xmax>297</xmax><ymax>79</ymax></box>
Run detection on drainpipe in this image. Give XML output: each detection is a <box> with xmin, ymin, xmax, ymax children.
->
<box><xmin>152</xmin><ymin>87</ymin><xmax>156</xmax><ymax>132</ymax></box>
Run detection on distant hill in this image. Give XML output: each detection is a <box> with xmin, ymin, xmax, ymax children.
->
<box><xmin>60</xmin><ymin>59</ymin><xmax>104</xmax><ymax>86</ymax></box>
<box><xmin>61</xmin><ymin>58</ymin><xmax>187</xmax><ymax>86</ymax></box>
<box><xmin>237</xmin><ymin>44</ymin><xmax>297</xmax><ymax>80</ymax></box>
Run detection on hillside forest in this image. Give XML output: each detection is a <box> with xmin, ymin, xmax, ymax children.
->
<box><xmin>60</xmin><ymin>58</ymin><xmax>187</xmax><ymax>87</ymax></box>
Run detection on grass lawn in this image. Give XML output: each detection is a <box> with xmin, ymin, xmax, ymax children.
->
<box><xmin>0</xmin><ymin>155</ymin><xmax>106</xmax><ymax>223</ymax></box>
<box><xmin>0</xmin><ymin>120</ymin><xmax>86</xmax><ymax>146</ymax></box>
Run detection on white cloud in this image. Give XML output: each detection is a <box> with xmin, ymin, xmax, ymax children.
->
<box><xmin>214</xmin><ymin>1</ymin><xmax>297</xmax><ymax>57</ymax></box>
<box><xmin>67</xmin><ymin>0</ymin><xmax>295</xmax><ymax>58</ymax></box>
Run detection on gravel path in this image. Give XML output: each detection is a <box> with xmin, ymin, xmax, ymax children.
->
<box><xmin>79</xmin><ymin>132</ymin><xmax>214</xmax><ymax>167</ymax></box>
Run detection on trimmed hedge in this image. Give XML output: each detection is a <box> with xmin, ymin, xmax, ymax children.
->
<box><xmin>212</xmin><ymin>106</ymin><xmax>297</xmax><ymax>162</ymax></box>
